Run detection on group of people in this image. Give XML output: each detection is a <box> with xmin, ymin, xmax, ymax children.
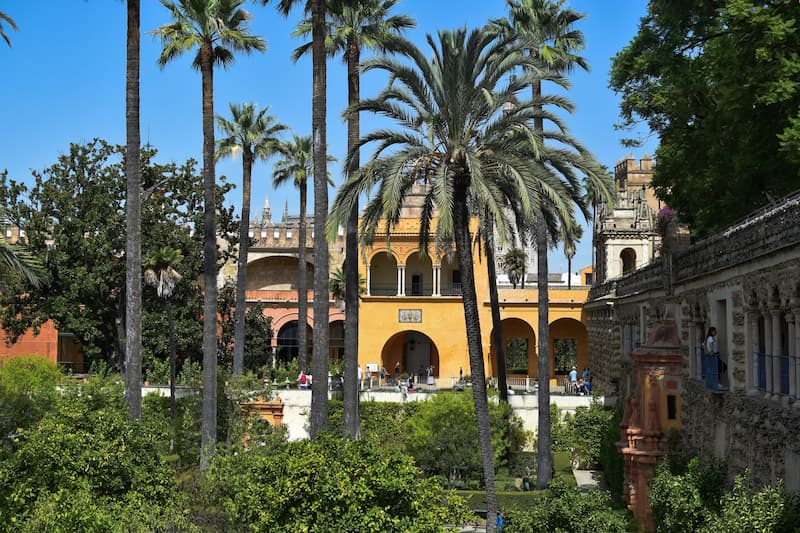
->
<box><xmin>568</xmin><ymin>366</ymin><xmax>592</xmax><ymax>396</ymax></box>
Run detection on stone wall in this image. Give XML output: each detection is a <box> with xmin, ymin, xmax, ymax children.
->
<box><xmin>587</xmin><ymin>192</ymin><xmax>800</xmax><ymax>491</ymax></box>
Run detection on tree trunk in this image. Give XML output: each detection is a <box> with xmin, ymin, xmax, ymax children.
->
<box><xmin>298</xmin><ymin>184</ymin><xmax>308</xmax><ymax>373</ymax></box>
<box><xmin>232</xmin><ymin>151</ymin><xmax>253</xmax><ymax>376</ymax></box>
<box><xmin>533</xmin><ymin>77</ymin><xmax>553</xmax><ymax>488</ymax></box>
<box><xmin>343</xmin><ymin>40</ymin><xmax>360</xmax><ymax>439</ymax></box>
<box><xmin>484</xmin><ymin>216</ymin><xmax>507</xmax><ymax>403</ymax></box>
<box><xmin>309</xmin><ymin>0</ymin><xmax>330</xmax><ymax>438</ymax></box>
<box><xmin>124</xmin><ymin>0</ymin><xmax>142</xmax><ymax>421</ymax></box>
<box><xmin>199</xmin><ymin>41</ymin><xmax>217</xmax><ymax>471</ymax></box>
<box><xmin>453</xmin><ymin>180</ymin><xmax>496</xmax><ymax>532</ymax></box>
<box><xmin>168</xmin><ymin>298</ymin><xmax>176</xmax><ymax>453</ymax></box>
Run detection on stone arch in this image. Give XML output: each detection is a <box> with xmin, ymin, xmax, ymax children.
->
<box><xmin>275</xmin><ymin>320</ymin><xmax>312</xmax><ymax>365</ymax></box>
<box><xmin>550</xmin><ymin>317</ymin><xmax>589</xmax><ymax>378</ymax></box>
<box><xmin>405</xmin><ymin>251</ymin><xmax>433</xmax><ymax>296</ymax></box>
<box><xmin>245</xmin><ymin>255</ymin><xmax>312</xmax><ymax>291</ymax></box>
<box><xmin>381</xmin><ymin>330</ymin><xmax>440</xmax><ymax>380</ymax></box>
<box><xmin>369</xmin><ymin>251</ymin><xmax>398</xmax><ymax>296</ymax></box>
<box><xmin>490</xmin><ymin>317</ymin><xmax>536</xmax><ymax>377</ymax></box>
<box><xmin>620</xmin><ymin>247</ymin><xmax>637</xmax><ymax>274</ymax></box>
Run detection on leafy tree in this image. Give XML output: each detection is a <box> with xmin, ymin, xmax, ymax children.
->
<box><xmin>205</xmin><ymin>433</ymin><xmax>473</xmax><ymax>532</ymax></box>
<box><xmin>610</xmin><ymin>0</ymin><xmax>800</xmax><ymax>236</ymax></box>
<box><xmin>294</xmin><ymin>0</ymin><xmax>414</xmax><ymax>440</ymax></box>
<box><xmin>216</xmin><ymin>102</ymin><xmax>286</xmax><ymax>377</ymax></box>
<box><xmin>0</xmin><ymin>140</ymin><xmax>234</xmax><ymax>381</ymax></box>
<box><xmin>217</xmin><ymin>279</ymin><xmax>274</xmax><ymax>373</ymax></box>
<box><xmin>0</xmin><ymin>11</ymin><xmax>17</xmax><ymax>47</ymax></box>
<box><xmin>403</xmin><ymin>392</ymin><xmax>526</xmax><ymax>489</ymax></box>
<box><xmin>152</xmin><ymin>0</ymin><xmax>266</xmax><ymax>469</ymax></box>
<box><xmin>503</xmin><ymin>478</ymin><xmax>629</xmax><ymax>533</ymax></box>
<box><xmin>0</xmin><ymin>374</ymin><xmax>187</xmax><ymax>532</ymax></box>
<box><xmin>0</xmin><ymin>205</ymin><xmax>43</xmax><ymax>289</ymax></box>
<box><xmin>0</xmin><ymin>356</ymin><xmax>61</xmax><ymax>447</ymax></box>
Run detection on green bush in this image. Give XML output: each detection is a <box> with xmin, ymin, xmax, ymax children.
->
<box><xmin>549</xmin><ymin>403</ymin><xmax>573</xmax><ymax>453</ymax></box>
<box><xmin>707</xmin><ymin>476</ymin><xmax>800</xmax><ymax>532</ymax></box>
<box><xmin>403</xmin><ymin>392</ymin><xmax>526</xmax><ymax>488</ymax></box>
<box><xmin>0</xmin><ymin>374</ymin><xmax>187</xmax><ymax>531</ymax></box>
<box><xmin>205</xmin><ymin>433</ymin><xmax>473</xmax><ymax>532</ymax></box>
<box><xmin>0</xmin><ymin>355</ymin><xmax>62</xmax><ymax>444</ymax></box>
<box><xmin>599</xmin><ymin>406</ymin><xmax>624</xmax><ymax>503</ymax></box>
<box><xmin>502</xmin><ymin>478</ymin><xmax>629</xmax><ymax>532</ymax></box>
<box><xmin>566</xmin><ymin>400</ymin><xmax>616</xmax><ymax>469</ymax></box>
<box><xmin>328</xmin><ymin>399</ymin><xmax>421</xmax><ymax>453</ymax></box>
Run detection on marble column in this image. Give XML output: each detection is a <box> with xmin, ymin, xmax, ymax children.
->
<box><xmin>763</xmin><ymin>309</ymin><xmax>773</xmax><ymax>395</ymax></box>
<box><xmin>365</xmin><ymin>265</ymin><xmax>371</xmax><ymax>297</ymax></box>
<box><xmin>748</xmin><ymin>310</ymin><xmax>760</xmax><ymax>390</ymax></box>
<box><xmin>433</xmin><ymin>265</ymin><xmax>441</xmax><ymax>296</ymax></box>
<box><xmin>397</xmin><ymin>266</ymin><xmax>404</xmax><ymax>296</ymax></box>
<box><xmin>771</xmin><ymin>308</ymin><xmax>783</xmax><ymax>398</ymax></box>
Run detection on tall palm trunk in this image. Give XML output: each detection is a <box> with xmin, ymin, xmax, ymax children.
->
<box><xmin>309</xmin><ymin>0</ymin><xmax>330</xmax><ymax>438</ymax></box>
<box><xmin>533</xmin><ymin>77</ymin><xmax>553</xmax><ymax>488</ymax></box>
<box><xmin>298</xmin><ymin>184</ymin><xmax>309</xmax><ymax>373</ymax></box>
<box><xmin>232</xmin><ymin>151</ymin><xmax>254</xmax><ymax>376</ymax></box>
<box><xmin>343</xmin><ymin>40</ymin><xmax>360</xmax><ymax>439</ymax></box>
<box><xmin>125</xmin><ymin>0</ymin><xmax>142</xmax><ymax>421</ymax></box>
<box><xmin>484</xmin><ymin>216</ymin><xmax>508</xmax><ymax>403</ymax></box>
<box><xmin>453</xmin><ymin>179</ymin><xmax>497</xmax><ymax>532</ymax></box>
<box><xmin>199</xmin><ymin>41</ymin><xmax>217</xmax><ymax>470</ymax></box>
<box><xmin>168</xmin><ymin>298</ymin><xmax>177</xmax><ymax>452</ymax></box>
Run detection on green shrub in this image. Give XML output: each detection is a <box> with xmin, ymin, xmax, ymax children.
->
<box><xmin>549</xmin><ymin>403</ymin><xmax>573</xmax><ymax>453</ymax></box>
<box><xmin>205</xmin><ymin>433</ymin><xmax>473</xmax><ymax>532</ymax></box>
<box><xmin>567</xmin><ymin>400</ymin><xmax>616</xmax><ymax>469</ymax></box>
<box><xmin>403</xmin><ymin>392</ymin><xmax>526</xmax><ymax>488</ymax></box>
<box><xmin>599</xmin><ymin>406</ymin><xmax>624</xmax><ymax>503</ymax></box>
<box><xmin>0</xmin><ymin>375</ymin><xmax>186</xmax><ymax>531</ymax></box>
<box><xmin>707</xmin><ymin>476</ymin><xmax>800</xmax><ymax>532</ymax></box>
<box><xmin>0</xmin><ymin>355</ymin><xmax>62</xmax><ymax>444</ymax></box>
<box><xmin>503</xmin><ymin>478</ymin><xmax>629</xmax><ymax>532</ymax></box>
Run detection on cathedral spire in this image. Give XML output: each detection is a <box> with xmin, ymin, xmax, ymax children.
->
<box><xmin>262</xmin><ymin>195</ymin><xmax>272</xmax><ymax>224</ymax></box>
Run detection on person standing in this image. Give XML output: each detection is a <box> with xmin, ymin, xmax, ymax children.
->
<box><xmin>394</xmin><ymin>361</ymin><xmax>401</xmax><ymax>384</ymax></box>
<box><xmin>569</xmin><ymin>366</ymin><xmax>578</xmax><ymax>395</ymax></box>
<box><xmin>365</xmin><ymin>366</ymin><xmax>372</xmax><ymax>390</ymax></box>
<box><xmin>705</xmin><ymin>327</ymin><xmax>718</xmax><ymax>356</ymax></box>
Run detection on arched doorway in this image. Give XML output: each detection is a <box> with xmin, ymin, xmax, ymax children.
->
<box><xmin>405</xmin><ymin>252</ymin><xmax>433</xmax><ymax>296</ymax></box>
<box><xmin>275</xmin><ymin>320</ymin><xmax>312</xmax><ymax>365</ymax></box>
<box><xmin>381</xmin><ymin>331</ymin><xmax>440</xmax><ymax>381</ymax></box>
<box><xmin>621</xmin><ymin>247</ymin><xmax>636</xmax><ymax>274</ymax></box>
<box><xmin>329</xmin><ymin>320</ymin><xmax>345</xmax><ymax>361</ymax></box>
<box><xmin>490</xmin><ymin>317</ymin><xmax>536</xmax><ymax>377</ymax></box>
<box><xmin>549</xmin><ymin>317</ymin><xmax>589</xmax><ymax>380</ymax></box>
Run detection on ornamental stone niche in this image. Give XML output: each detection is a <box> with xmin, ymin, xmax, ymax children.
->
<box><xmin>618</xmin><ymin>319</ymin><xmax>683</xmax><ymax>532</ymax></box>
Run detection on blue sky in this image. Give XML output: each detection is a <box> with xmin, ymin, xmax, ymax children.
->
<box><xmin>0</xmin><ymin>0</ymin><xmax>655</xmax><ymax>273</ymax></box>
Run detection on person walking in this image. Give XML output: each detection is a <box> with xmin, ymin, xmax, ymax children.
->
<box><xmin>569</xmin><ymin>366</ymin><xmax>579</xmax><ymax>395</ymax></box>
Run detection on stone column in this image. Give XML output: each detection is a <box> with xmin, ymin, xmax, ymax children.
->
<box><xmin>433</xmin><ymin>265</ymin><xmax>441</xmax><ymax>296</ymax></box>
<box><xmin>794</xmin><ymin>306</ymin><xmax>800</xmax><ymax>404</ymax></box>
<box><xmin>771</xmin><ymin>308</ymin><xmax>783</xmax><ymax>399</ymax></box>
<box><xmin>763</xmin><ymin>309</ymin><xmax>773</xmax><ymax>395</ymax></box>
<box><xmin>397</xmin><ymin>265</ymin><xmax>405</xmax><ymax>296</ymax></box>
<box><xmin>749</xmin><ymin>310</ymin><xmax>760</xmax><ymax>391</ymax></box>
<box><xmin>788</xmin><ymin>312</ymin><xmax>796</xmax><ymax>398</ymax></box>
<box><xmin>365</xmin><ymin>265</ymin><xmax>371</xmax><ymax>297</ymax></box>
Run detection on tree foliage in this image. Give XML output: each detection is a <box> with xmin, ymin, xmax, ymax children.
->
<box><xmin>205</xmin><ymin>433</ymin><xmax>472</xmax><ymax>532</ymax></box>
<box><xmin>0</xmin><ymin>140</ymin><xmax>235</xmax><ymax>371</ymax></box>
<box><xmin>611</xmin><ymin>0</ymin><xmax>800</xmax><ymax>236</ymax></box>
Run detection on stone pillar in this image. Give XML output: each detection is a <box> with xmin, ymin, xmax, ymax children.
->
<box><xmin>365</xmin><ymin>265</ymin><xmax>371</xmax><ymax>296</ymax></box>
<box><xmin>771</xmin><ymin>309</ymin><xmax>783</xmax><ymax>398</ymax></box>
<box><xmin>794</xmin><ymin>307</ymin><xmax>800</xmax><ymax>403</ymax></box>
<box><xmin>749</xmin><ymin>311</ymin><xmax>760</xmax><ymax>391</ymax></box>
<box><xmin>788</xmin><ymin>313</ymin><xmax>796</xmax><ymax>398</ymax></box>
<box><xmin>433</xmin><ymin>265</ymin><xmax>441</xmax><ymax>296</ymax></box>
<box><xmin>397</xmin><ymin>265</ymin><xmax>405</xmax><ymax>296</ymax></box>
<box><xmin>764</xmin><ymin>309</ymin><xmax>773</xmax><ymax>395</ymax></box>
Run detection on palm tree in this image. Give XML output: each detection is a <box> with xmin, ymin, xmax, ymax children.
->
<box><xmin>292</xmin><ymin>0</ymin><xmax>414</xmax><ymax>440</ymax></box>
<box><xmin>272</xmin><ymin>135</ymin><xmax>313</xmax><ymax>373</ymax></box>
<box><xmin>152</xmin><ymin>0</ymin><xmax>266</xmax><ymax>470</ymax></box>
<box><xmin>0</xmin><ymin>12</ymin><xmax>17</xmax><ymax>47</ymax></box>
<box><xmin>217</xmin><ymin>103</ymin><xmax>286</xmax><ymax>376</ymax></box>
<box><xmin>494</xmin><ymin>0</ymin><xmax>589</xmax><ymax>489</ymax></box>
<box><xmin>124</xmin><ymin>0</ymin><xmax>143</xmax><ymax>422</ymax></box>
<box><xmin>144</xmin><ymin>246</ymin><xmax>183</xmax><ymax>447</ymax></box>
<box><xmin>268</xmin><ymin>0</ymin><xmax>330</xmax><ymax>439</ymax></box>
<box><xmin>501</xmin><ymin>248</ymin><xmax>526</xmax><ymax>289</ymax></box>
<box><xmin>330</xmin><ymin>28</ymin><xmax>594</xmax><ymax>530</ymax></box>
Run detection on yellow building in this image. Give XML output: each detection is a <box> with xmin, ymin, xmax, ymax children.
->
<box><xmin>357</xmin><ymin>209</ymin><xmax>591</xmax><ymax>385</ymax></box>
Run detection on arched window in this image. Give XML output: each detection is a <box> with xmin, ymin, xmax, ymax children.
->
<box><xmin>621</xmin><ymin>248</ymin><xmax>637</xmax><ymax>274</ymax></box>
